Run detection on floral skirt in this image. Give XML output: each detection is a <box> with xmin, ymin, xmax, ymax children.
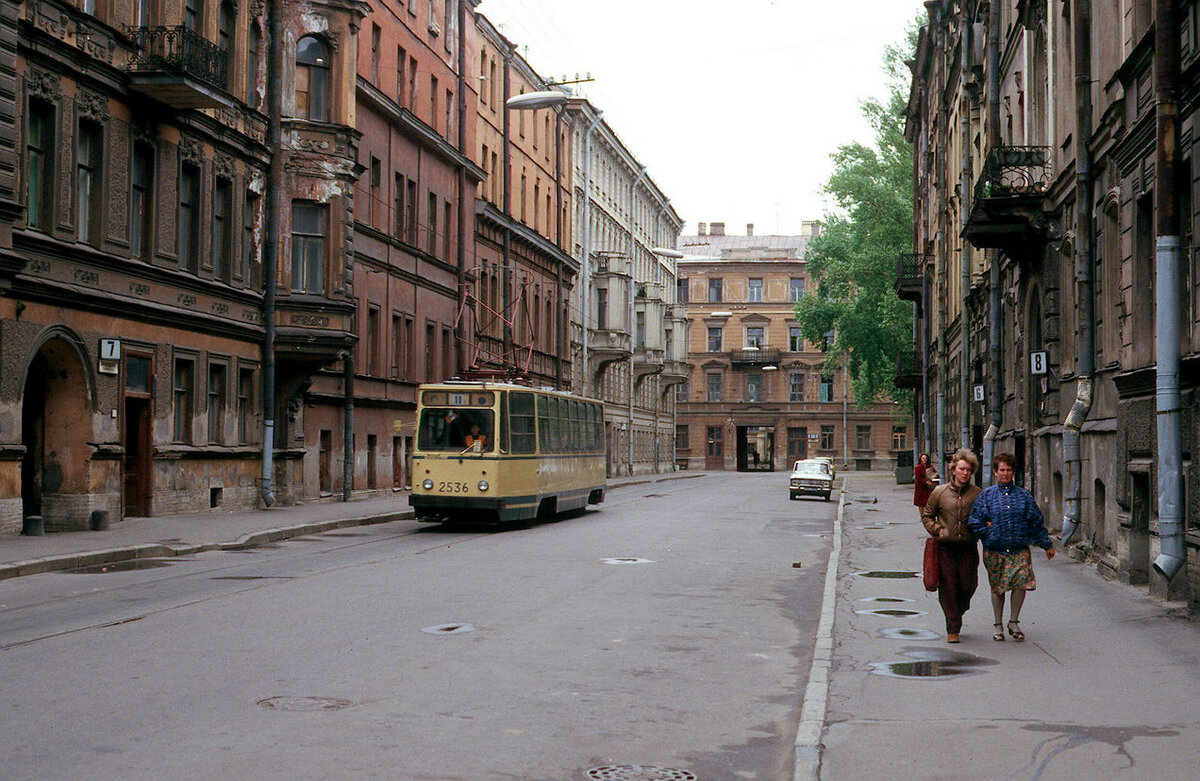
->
<box><xmin>983</xmin><ymin>547</ymin><xmax>1037</xmax><ymax>594</ymax></box>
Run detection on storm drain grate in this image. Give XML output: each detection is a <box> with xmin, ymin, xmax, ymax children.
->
<box><xmin>258</xmin><ymin>696</ymin><xmax>353</xmax><ymax>712</ymax></box>
<box><xmin>584</xmin><ymin>765</ymin><xmax>697</xmax><ymax>780</ymax></box>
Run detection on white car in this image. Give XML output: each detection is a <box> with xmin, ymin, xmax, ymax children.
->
<box><xmin>789</xmin><ymin>460</ymin><xmax>833</xmax><ymax>501</ymax></box>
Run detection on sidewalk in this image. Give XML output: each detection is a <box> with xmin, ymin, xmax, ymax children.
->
<box><xmin>0</xmin><ymin>472</ymin><xmax>701</xmax><ymax>581</ymax></box>
<box><xmin>809</xmin><ymin>473</ymin><xmax>1200</xmax><ymax>780</ymax></box>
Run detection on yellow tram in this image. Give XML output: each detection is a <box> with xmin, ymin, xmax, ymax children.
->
<box><xmin>409</xmin><ymin>381</ymin><xmax>606</xmax><ymax>523</ymax></box>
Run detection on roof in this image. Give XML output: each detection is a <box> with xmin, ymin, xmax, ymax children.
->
<box><xmin>677</xmin><ymin>233</ymin><xmax>812</xmax><ymax>261</ymax></box>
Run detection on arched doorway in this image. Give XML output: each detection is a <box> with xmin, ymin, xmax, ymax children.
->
<box><xmin>21</xmin><ymin>336</ymin><xmax>94</xmax><ymax>531</ymax></box>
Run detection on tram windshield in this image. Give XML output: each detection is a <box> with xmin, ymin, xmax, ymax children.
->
<box><xmin>418</xmin><ymin>408</ymin><xmax>496</xmax><ymax>452</ymax></box>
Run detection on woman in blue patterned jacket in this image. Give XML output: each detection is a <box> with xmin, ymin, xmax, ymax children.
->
<box><xmin>967</xmin><ymin>452</ymin><xmax>1055</xmax><ymax>642</ymax></box>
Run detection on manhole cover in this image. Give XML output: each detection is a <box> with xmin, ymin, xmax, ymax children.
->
<box><xmin>601</xmin><ymin>557</ymin><xmax>655</xmax><ymax>565</ymax></box>
<box><xmin>258</xmin><ymin>696</ymin><xmax>353</xmax><ymax>711</ymax></box>
<box><xmin>877</xmin><ymin>627</ymin><xmax>942</xmax><ymax>640</ymax></box>
<box><xmin>855</xmin><ymin>570</ymin><xmax>919</xmax><ymax>579</ymax></box>
<box><xmin>856</xmin><ymin>597</ymin><xmax>914</xmax><ymax>603</ymax></box>
<box><xmin>63</xmin><ymin>559</ymin><xmax>172</xmax><ymax>574</ymax></box>
<box><xmin>421</xmin><ymin>622</ymin><xmax>480</xmax><ymax>635</ymax></box>
<box><xmin>584</xmin><ymin>766</ymin><xmax>697</xmax><ymax>780</ymax></box>
<box><xmin>854</xmin><ymin>608</ymin><xmax>926</xmax><ymax>617</ymax></box>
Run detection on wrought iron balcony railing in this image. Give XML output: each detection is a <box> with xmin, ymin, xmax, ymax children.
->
<box><xmin>895</xmin><ymin>252</ymin><xmax>922</xmax><ymax>303</ymax></box>
<box><xmin>894</xmin><ymin>349</ymin><xmax>922</xmax><ymax>389</ymax></box>
<box><xmin>729</xmin><ymin>346</ymin><xmax>781</xmax><ymax>366</ymax></box>
<box><xmin>127</xmin><ymin>26</ymin><xmax>228</xmax><ymax>90</ymax></box>
<box><xmin>974</xmin><ymin>146</ymin><xmax>1052</xmax><ymax>202</ymax></box>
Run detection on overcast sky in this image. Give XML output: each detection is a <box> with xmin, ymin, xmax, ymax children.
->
<box><xmin>477</xmin><ymin>0</ymin><xmax>925</xmax><ymax>237</ymax></box>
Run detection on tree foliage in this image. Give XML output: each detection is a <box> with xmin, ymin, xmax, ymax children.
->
<box><xmin>794</xmin><ymin>30</ymin><xmax>917</xmax><ymax>406</ymax></box>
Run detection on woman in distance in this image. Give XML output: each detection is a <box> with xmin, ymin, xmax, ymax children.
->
<box><xmin>913</xmin><ymin>453</ymin><xmax>938</xmax><ymax>518</ymax></box>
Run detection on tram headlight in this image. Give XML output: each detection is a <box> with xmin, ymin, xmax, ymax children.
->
<box><xmin>477</xmin><ymin>480</ymin><xmax>490</xmax><ymax>492</ymax></box>
<box><xmin>422</xmin><ymin>479</ymin><xmax>434</xmax><ymax>490</ymax></box>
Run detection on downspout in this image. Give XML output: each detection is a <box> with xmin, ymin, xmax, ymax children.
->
<box><xmin>579</xmin><ymin>109</ymin><xmax>604</xmax><ymax>395</ymax></box>
<box><xmin>342</xmin><ymin>354</ymin><xmax>354</xmax><ymax>501</ymax></box>
<box><xmin>1153</xmin><ymin>0</ymin><xmax>1185</xmax><ymax>579</ymax></box>
<box><xmin>960</xmin><ymin>7</ymin><xmax>975</xmax><ymax>462</ymax></box>
<box><xmin>259</xmin><ymin>0</ymin><xmax>282</xmax><ymax>507</ymax></box>
<box><xmin>554</xmin><ymin>108</ymin><xmax>564</xmax><ymax>388</ymax></box>
<box><xmin>454</xmin><ymin>0</ymin><xmax>468</xmax><ymax>375</ymax></box>
<box><xmin>501</xmin><ymin>46</ymin><xmax>513</xmax><ymax>361</ymax></box>
<box><xmin>628</xmin><ymin>166</ymin><xmax>648</xmax><ymax>476</ymax></box>
<box><xmin>981</xmin><ymin>0</ymin><xmax>1002</xmax><ymax>483</ymax></box>
<box><xmin>1061</xmin><ymin>0</ymin><xmax>1095</xmax><ymax>544</ymax></box>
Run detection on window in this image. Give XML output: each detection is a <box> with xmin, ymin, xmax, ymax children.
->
<box><xmin>185</xmin><ymin>0</ymin><xmax>201</xmax><ymax>30</ymax></box>
<box><xmin>26</xmin><ymin>98</ymin><xmax>55</xmax><ymax>231</ymax></box>
<box><xmin>212</xmin><ymin>178</ymin><xmax>233</xmax><ymax>282</ymax></box>
<box><xmin>425</xmin><ymin>322</ymin><xmax>436</xmax><ymax>378</ymax></box>
<box><xmin>370</xmin><ymin>23</ymin><xmax>381</xmax><ymax>84</ymax></box>
<box><xmin>397</xmin><ymin>46</ymin><xmax>407</xmax><ymax>106</ymax></box>
<box><xmin>789</xmin><ymin>326</ymin><xmax>804</xmax><ymax>352</ymax></box>
<box><xmin>367</xmin><ymin>305</ymin><xmax>381</xmax><ymax>374</ymax></box>
<box><xmin>405</xmin><ymin>178</ymin><xmax>418</xmax><ymax>242</ymax></box>
<box><xmin>430</xmin><ymin>75</ymin><xmax>439</xmax><ymax>130</ymax></box>
<box><xmin>746</xmin><ymin>326</ymin><xmax>764</xmax><ymax>348</ymax></box>
<box><xmin>208</xmin><ymin>363</ymin><xmax>227</xmax><ymax>443</ymax></box>
<box><xmin>707</xmin><ymin>326</ymin><xmax>722</xmax><ymax>352</ymax></box>
<box><xmin>76</xmin><ymin>120</ymin><xmax>103</xmax><ymax>245</ymax></box>
<box><xmin>173</xmin><ymin>357</ymin><xmax>195</xmax><ymax>443</ymax></box>
<box><xmin>296</xmin><ymin>36</ymin><xmax>330</xmax><ymax>121</ymax></box>
<box><xmin>597</xmin><ymin>287</ymin><xmax>608</xmax><ymax>329</ymax></box>
<box><xmin>790</xmin><ymin>278</ymin><xmax>806</xmax><ymax>302</ymax></box>
<box><xmin>219</xmin><ymin>1</ymin><xmax>235</xmax><ymax>79</ymax></box>
<box><xmin>443</xmin><ymin>200</ymin><xmax>452</xmax><ymax>260</ymax></box>
<box><xmin>789</xmin><ymin>372</ymin><xmax>805</xmax><ymax>402</ymax></box>
<box><xmin>130</xmin><ymin>142</ymin><xmax>154</xmax><ymax>259</ymax></box>
<box><xmin>237</xmin><ymin>367</ymin><xmax>254</xmax><ymax>443</ymax></box>
<box><xmin>427</xmin><ymin>191</ymin><xmax>438</xmax><ymax>252</ymax></box>
<box><xmin>820</xmin><ymin>425</ymin><xmax>835</xmax><ymax>451</ymax></box>
<box><xmin>243</xmin><ymin>190</ymin><xmax>260</xmax><ymax>282</ymax></box>
<box><xmin>247</xmin><ymin>25</ymin><xmax>261</xmax><ymax>107</ymax></box>
<box><xmin>675</xmin><ymin>425</ymin><xmax>688</xmax><ymax>450</ymax></box>
<box><xmin>393</xmin><ymin>173</ymin><xmax>405</xmax><ymax>236</ymax></box>
<box><xmin>706</xmin><ymin>372</ymin><xmax>723</xmax><ymax>402</ymax></box>
<box><xmin>178</xmin><ymin>162</ymin><xmax>201</xmax><ymax>272</ymax></box>
<box><xmin>708</xmin><ymin>277</ymin><xmax>723</xmax><ymax>303</ymax></box>
<box><xmin>291</xmin><ymin>200</ymin><xmax>327</xmax><ymax>293</ymax></box>
<box><xmin>442</xmin><ymin>326</ymin><xmax>453</xmax><ymax>379</ymax></box>
<box><xmin>820</xmin><ymin>374</ymin><xmax>834</xmax><ymax>402</ymax></box>
<box><xmin>748</xmin><ymin>278</ymin><xmax>763</xmax><ymax>302</ymax></box>
<box><xmin>892</xmin><ymin>425</ymin><xmax>907</xmax><ymax>451</ymax></box>
<box><xmin>635</xmin><ymin>311</ymin><xmax>646</xmax><ymax>348</ymax></box>
<box><xmin>746</xmin><ymin>373</ymin><xmax>762</xmax><ymax>402</ymax></box>
<box><xmin>676</xmin><ymin>278</ymin><xmax>688</xmax><ymax>303</ymax></box>
<box><xmin>408</xmin><ymin>55</ymin><xmax>418</xmax><ymax>109</ymax></box>
<box><xmin>855</xmin><ymin>425</ymin><xmax>872</xmax><ymax>450</ymax></box>
<box><xmin>369</xmin><ymin>156</ymin><xmax>381</xmax><ymax>227</ymax></box>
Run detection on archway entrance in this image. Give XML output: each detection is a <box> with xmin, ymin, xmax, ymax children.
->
<box><xmin>21</xmin><ymin>338</ymin><xmax>92</xmax><ymax>530</ymax></box>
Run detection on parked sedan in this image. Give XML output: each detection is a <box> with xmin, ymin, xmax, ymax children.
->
<box><xmin>789</xmin><ymin>460</ymin><xmax>833</xmax><ymax>501</ymax></box>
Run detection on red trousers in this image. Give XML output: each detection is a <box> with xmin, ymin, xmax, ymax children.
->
<box><xmin>935</xmin><ymin>540</ymin><xmax>979</xmax><ymax>633</ymax></box>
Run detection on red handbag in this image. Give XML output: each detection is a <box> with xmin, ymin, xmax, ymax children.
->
<box><xmin>923</xmin><ymin>537</ymin><xmax>939</xmax><ymax>591</ymax></box>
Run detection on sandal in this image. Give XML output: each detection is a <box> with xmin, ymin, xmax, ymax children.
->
<box><xmin>993</xmin><ymin>623</ymin><xmax>1005</xmax><ymax>642</ymax></box>
<box><xmin>1007</xmin><ymin>620</ymin><xmax>1025</xmax><ymax>642</ymax></box>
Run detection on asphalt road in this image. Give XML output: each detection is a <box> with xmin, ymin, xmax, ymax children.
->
<box><xmin>0</xmin><ymin>471</ymin><xmax>835</xmax><ymax>780</ymax></box>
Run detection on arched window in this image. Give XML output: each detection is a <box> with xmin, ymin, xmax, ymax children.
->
<box><xmin>295</xmin><ymin>35</ymin><xmax>330</xmax><ymax>121</ymax></box>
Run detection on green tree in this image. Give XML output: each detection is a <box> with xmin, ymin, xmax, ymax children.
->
<box><xmin>794</xmin><ymin>31</ymin><xmax>916</xmax><ymax>406</ymax></box>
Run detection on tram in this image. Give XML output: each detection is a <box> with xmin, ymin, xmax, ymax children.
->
<box><xmin>409</xmin><ymin>380</ymin><xmax>606</xmax><ymax>523</ymax></box>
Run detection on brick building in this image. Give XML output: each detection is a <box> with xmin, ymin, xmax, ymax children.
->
<box><xmin>676</xmin><ymin>223</ymin><xmax>905</xmax><ymax>472</ymax></box>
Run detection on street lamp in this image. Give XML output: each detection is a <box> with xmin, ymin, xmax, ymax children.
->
<box><xmin>501</xmin><ymin>86</ymin><xmax>568</xmax><ymax>372</ymax></box>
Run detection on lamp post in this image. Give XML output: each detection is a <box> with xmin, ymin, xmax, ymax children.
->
<box><xmin>502</xmin><ymin>89</ymin><xmax>567</xmax><ymax>375</ymax></box>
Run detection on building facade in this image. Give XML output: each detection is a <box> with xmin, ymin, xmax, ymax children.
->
<box><xmin>678</xmin><ymin>224</ymin><xmax>906</xmax><ymax>472</ymax></box>
<box><xmin>567</xmin><ymin>99</ymin><xmax>684</xmax><ymax>476</ymax></box>
<box><xmin>905</xmin><ymin>0</ymin><xmax>1199</xmax><ymax>608</ymax></box>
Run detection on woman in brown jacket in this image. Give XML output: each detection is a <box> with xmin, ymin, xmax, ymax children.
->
<box><xmin>921</xmin><ymin>448</ymin><xmax>982</xmax><ymax>642</ymax></box>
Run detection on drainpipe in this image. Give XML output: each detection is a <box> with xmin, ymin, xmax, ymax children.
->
<box><xmin>501</xmin><ymin>46</ymin><xmax>513</xmax><ymax>360</ymax></box>
<box><xmin>1153</xmin><ymin>0</ymin><xmax>1185</xmax><ymax>579</ymax></box>
<box><xmin>1061</xmin><ymin>0</ymin><xmax>1096</xmax><ymax>544</ymax></box>
<box><xmin>454</xmin><ymin>0</ymin><xmax>468</xmax><ymax>375</ymax></box>
<box><xmin>343</xmin><ymin>354</ymin><xmax>354</xmax><ymax>501</ymax></box>
<box><xmin>628</xmin><ymin>167</ymin><xmax>648</xmax><ymax>476</ymax></box>
<box><xmin>981</xmin><ymin>0</ymin><xmax>1002</xmax><ymax>484</ymax></box>
<box><xmin>259</xmin><ymin>0</ymin><xmax>282</xmax><ymax>507</ymax></box>
<box><xmin>579</xmin><ymin>109</ymin><xmax>604</xmax><ymax>395</ymax></box>
<box><xmin>960</xmin><ymin>10</ymin><xmax>977</xmax><ymax>470</ymax></box>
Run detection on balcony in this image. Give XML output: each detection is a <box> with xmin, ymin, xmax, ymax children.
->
<box><xmin>633</xmin><ymin>346</ymin><xmax>664</xmax><ymax>380</ymax></box>
<box><xmin>963</xmin><ymin>146</ymin><xmax>1052</xmax><ymax>256</ymax></box>
<box><xmin>588</xmin><ymin>328</ymin><xmax>631</xmax><ymax>383</ymax></box>
<box><xmin>660</xmin><ymin>359</ymin><xmax>691</xmax><ymax>386</ymax></box>
<box><xmin>126</xmin><ymin>26</ymin><xmax>233</xmax><ymax>110</ymax></box>
<box><xmin>729</xmin><ymin>346</ymin><xmax>781</xmax><ymax>367</ymax></box>
<box><xmin>895</xmin><ymin>253</ymin><xmax>922</xmax><ymax>304</ymax></box>
<box><xmin>894</xmin><ymin>349</ymin><xmax>922</xmax><ymax>389</ymax></box>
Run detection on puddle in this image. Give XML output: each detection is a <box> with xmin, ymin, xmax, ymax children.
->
<box><xmin>870</xmin><ymin>647</ymin><xmax>996</xmax><ymax>679</ymax></box>
<box><xmin>601</xmin><ymin>557</ymin><xmax>655</xmax><ymax>565</ymax></box>
<box><xmin>421</xmin><ymin>622</ymin><xmax>480</xmax><ymax>635</ymax></box>
<box><xmin>854</xmin><ymin>608</ymin><xmax>926</xmax><ymax>618</ymax></box>
<box><xmin>877</xmin><ymin>627</ymin><xmax>942</xmax><ymax>640</ymax></box>
<box><xmin>856</xmin><ymin>570</ymin><xmax>919</xmax><ymax>579</ymax></box>
<box><xmin>62</xmin><ymin>559</ymin><xmax>173</xmax><ymax>574</ymax></box>
<box><xmin>855</xmin><ymin>525</ymin><xmax>887</xmax><ymax>530</ymax></box>
<box><xmin>856</xmin><ymin>596</ymin><xmax>914</xmax><ymax>603</ymax></box>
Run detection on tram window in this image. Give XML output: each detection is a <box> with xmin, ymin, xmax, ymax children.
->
<box><xmin>509</xmin><ymin>392</ymin><xmax>536</xmax><ymax>453</ymax></box>
<box><xmin>418</xmin><ymin>408</ymin><xmax>494</xmax><ymax>451</ymax></box>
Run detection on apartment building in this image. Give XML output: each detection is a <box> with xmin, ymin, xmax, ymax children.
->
<box><xmin>906</xmin><ymin>0</ymin><xmax>1199</xmax><ymax>607</ymax></box>
<box><xmin>567</xmin><ymin>99</ymin><xmax>684</xmax><ymax>476</ymax></box>
<box><xmin>678</xmin><ymin>224</ymin><xmax>905</xmax><ymax>472</ymax></box>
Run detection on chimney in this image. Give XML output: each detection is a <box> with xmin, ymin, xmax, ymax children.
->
<box><xmin>746</xmin><ymin>223</ymin><xmax>754</xmax><ymax>236</ymax></box>
<box><xmin>710</xmin><ymin>222</ymin><xmax>725</xmax><ymax>236</ymax></box>
<box><xmin>698</xmin><ymin>222</ymin><xmax>707</xmax><ymax>236</ymax></box>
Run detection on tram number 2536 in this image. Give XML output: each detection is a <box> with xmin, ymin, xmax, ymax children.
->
<box><xmin>437</xmin><ymin>481</ymin><xmax>470</xmax><ymax>493</ymax></box>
